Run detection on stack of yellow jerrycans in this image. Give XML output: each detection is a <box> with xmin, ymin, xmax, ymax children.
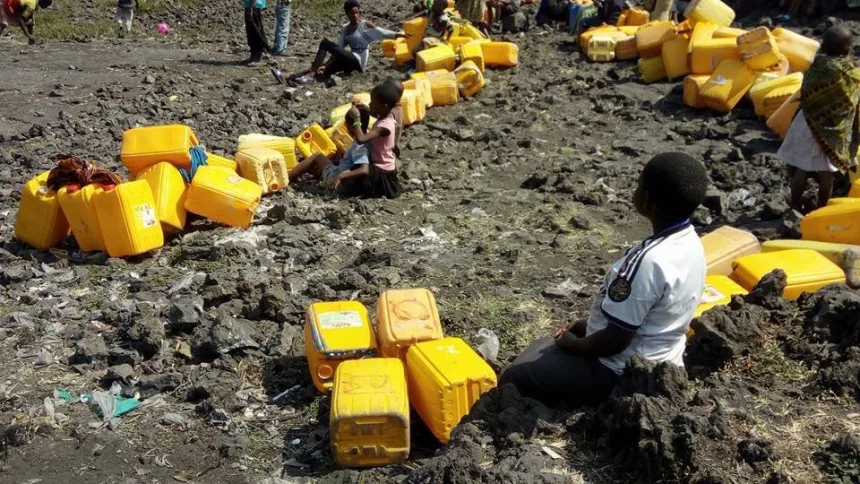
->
<box><xmin>304</xmin><ymin>288</ymin><xmax>497</xmax><ymax>468</ymax></box>
<box><xmin>577</xmin><ymin>0</ymin><xmax>821</xmax><ymax>126</ymax></box>
<box><xmin>123</xmin><ymin>124</ymin><xmax>264</xmax><ymax>231</ymax></box>
<box><xmin>690</xmin><ymin>224</ymin><xmax>854</xmax><ymax>326</ymax></box>
<box><xmin>15</xmin><ymin>157</ymin><xmax>165</xmax><ymax>259</ymax></box>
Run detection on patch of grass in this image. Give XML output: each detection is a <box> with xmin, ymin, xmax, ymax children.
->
<box><xmin>294</xmin><ymin>0</ymin><xmax>342</xmax><ymax>20</ymax></box>
<box><xmin>468</xmin><ymin>296</ymin><xmax>553</xmax><ymax>353</ymax></box>
<box><xmin>136</xmin><ymin>0</ymin><xmax>202</xmax><ymax>15</ymax></box>
<box><xmin>37</xmin><ymin>10</ymin><xmax>115</xmax><ymax>41</ymax></box>
<box><xmin>734</xmin><ymin>341</ymin><xmax>816</xmax><ymax>385</ymax></box>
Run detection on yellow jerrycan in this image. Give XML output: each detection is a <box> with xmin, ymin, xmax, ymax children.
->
<box><xmin>132</xmin><ymin>162</ymin><xmax>188</xmax><ymax>233</ymax></box>
<box><xmin>235</xmin><ymin>147</ymin><xmax>289</xmax><ymax>195</ymax></box>
<box><xmin>304</xmin><ymin>301</ymin><xmax>378</xmax><ymax>393</ymax></box>
<box><xmin>184</xmin><ymin>166</ymin><xmax>262</xmax><ymax>229</ymax></box>
<box><xmin>120</xmin><ymin>124</ymin><xmax>199</xmax><ymax>176</ymax></box>
<box><xmin>376</xmin><ymin>288</ymin><xmax>444</xmax><ymax>360</ymax></box>
<box><xmin>15</xmin><ymin>171</ymin><xmax>70</xmax><ymax>250</ymax></box>
<box><xmin>58</xmin><ymin>184</ymin><xmax>107</xmax><ymax>253</ymax></box>
<box><xmin>454</xmin><ymin>60</ymin><xmax>485</xmax><ymax>98</ymax></box>
<box><xmin>93</xmin><ymin>180</ymin><xmax>164</xmax><ymax>258</ymax></box>
<box><xmin>296</xmin><ymin>124</ymin><xmax>337</xmax><ymax>159</ymax></box>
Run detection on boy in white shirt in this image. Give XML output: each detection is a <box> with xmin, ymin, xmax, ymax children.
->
<box><xmin>501</xmin><ymin>152</ymin><xmax>709</xmax><ymax>405</ymax></box>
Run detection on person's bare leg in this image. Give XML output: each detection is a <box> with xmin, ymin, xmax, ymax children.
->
<box><xmin>288</xmin><ymin>153</ymin><xmax>332</xmax><ymax>181</ymax></box>
<box><xmin>816</xmin><ymin>171</ymin><xmax>834</xmax><ymax>209</ymax></box>
<box><xmin>789</xmin><ymin>167</ymin><xmax>808</xmax><ymax>212</ymax></box>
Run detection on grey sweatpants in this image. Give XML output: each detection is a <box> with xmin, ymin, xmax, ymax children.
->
<box><xmin>500</xmin><ymin>337</ymin><xmax>619</xmax><ymax>406</ymax></box>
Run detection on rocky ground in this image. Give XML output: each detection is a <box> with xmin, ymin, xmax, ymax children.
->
<box><xmin>0</xmin><ymin>0</ymin><xmax>859</xmax><ymax>482</ymax></box>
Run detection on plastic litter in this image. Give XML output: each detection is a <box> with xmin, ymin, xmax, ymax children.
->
<box><xmin>271</xmin><ymin>384</ymin><xmax>302</xmax><ymax>403</ymax></box>
<box><xmin>53</xmin><ymin>388</ymin><xmax>74</xmax><ymax>402</ymax></box>
<box><xmin>157</xmin><ymin>23</ymin><xmax>171</xmax><ymax>35</ymax></box>
<box><xmin>473</xmin><ymin>328</ymin><xmax>500</xmax><ymax>363</ymax></box>
<box><xmin>160</xmin><ymin>413</ymin><xmax>190</xmax><ymax>430</ymax></box>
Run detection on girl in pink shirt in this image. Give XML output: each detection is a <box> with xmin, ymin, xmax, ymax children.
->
<box><xmin>287</xmin><ymin>82</ymin><xmax>403</xmax><ymax>199</ymax></box>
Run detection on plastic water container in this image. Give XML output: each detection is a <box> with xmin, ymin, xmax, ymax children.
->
<box><xmin>235</xmin><ymin>147</ymin><xmax>289</xmax><ymax>195</ymax></box>
<box><xmin>694</xmin><ymin>275</ymin><xmax>748</xmax><ymax>318</ymax></box>
<box><xmin>762</xmin><ymin>239</ymin><xmax>860</xmax><ymax>268</ymax></box>
<box><xmin>304</xmin><ymin>301</ymin><xmax>378</xmax><ymax>393</ymax></box>
<box><xmin>58</xmin><ymin>184</ymin><xmax>106</xmax><ymax>252</ymax></box>
<box><xmin>850</xmin><ymin>178</ymin><xmax>860</xmax><ymax>198</ymax></box>
<box><xmin>410</xmin><ymin>69</ymin><xmax>452</xmax><ymax>80</ymax></box>
<box><xmin>748</xmin><ymin>72</ymin><xmax>803</xmax><ymax>117</ymax></box>
<box><xmin>428</xmin><ymin>72</ymin><xmax>459</xmax><ymax>106</ymax></box>
<box><xmin>330</xmin><ymin>358</ymin><xmax>410</xmax><ymax>468</ymax></box>
<box><xmin>237</xmin><ymin>134</ymin><xmax>297</xmax><ymax>169</ymax></box>
<box><xmin>296</xmin><ymin>124</ymin><xmax>337</xmax><ymax>159</ymax></box>
<box><xmin>454</xmin><ymin>60</ymin><xmax>485</xmax><ymax>98</ymax></box>
<box><xmin>699</xmin><ymin>59</ymin><xmax>754</xmax><ymax>112</ymax></box>
<box><xmin>615</xmin><ymin>35</ymin><xmax>638</xmax><ymax>60</ymax></box>
<box><xmin>691</xmin><ymin>37</ymin><xmax>740</xmax><ymax>75</ymax></box>
<box><xmin>15</xmin><ymin>171</ymin><xmax>70</xmax><ymax>250</ymax></box>
<box><xmin>184</xmin><ymin>166</ymin><xmax>262</xmax><ymax>229</ymax></box>
<box><xmin>762</xmin><ymin>84</ymin><xmax>801</xmax><ymax>118</ymax></box>
<box><xmin>382</xmin><ymin>38</ymin><xmax>399</xmax><ymax>58</ymax></box>
<box><xmin>624</xmin><ymin>8</ymin><xmax>650</xmax><ymax>26</ymax></box>
<box><xmin>689</xmin><ymin>21</ymin><xmax>718</xmax><ymax>53</ymax></box>
<box><xmin>801</xmin><ymin>204</ymin><xmax>860</xmax><ymax>245</ymax></box>
<box><xmin>400</xmin><ymin>90</ymin><xmax>422</xmax><ymax>126</ymax></box>
<box><xmin>404</xmin><ymin>78</ymin><xmax>434</xmax><ymax>108</ymax></box>
<box><xmin>377</xmin><ymin>288</ymin><xmax>444</xmax><ymax>360</ymax></box>
<box><xmin>588</xmin><ymin>36</ymin><xmax>617</xmax><ymax>62</ymax></box>
<box><xmin>639</xmin><ymin>56</ymin><xmax>667</xmax><ymax>83</ymax></box>
<box><xmin>416</xmin><ymin>45</ymin><xmax>457</xmax><ymax>72</ymax></box>
<box><xmin>480</xmin><ymin>42</ymin><xmax>519</xmax><ymax>68</ymax></box>
<box><xmin>93</xmin><ymin>181</ymin><xmax>164</xmax><ymax>259</ymax></box>
<box><xmin>447</xmin><ymin>36</ymin><xmax>473</xmax><ymax>50</ymax></box>
<box><xmin>132</xmin><ymin>162</ymin><xmax>188</xmax><ymax>233</ymax></box>
<box><xmin>405</xmin><ymin>337</ymin><xmax>497</xmax><ymax>444</ymax></box>
<box><xmin>701</xmin><ymin>225</ymin><xmax>761</xmax><ymax>276</ymax></box>
<box><xmin>206</xmin><ymin>153</ymin><xmax>238</xmax><ymax>172</ymax></box>
<box><xmin>662</xmin><ymin>35</ymin><xmax>691</xmax><ymax>81</ymax></box>
<box><xmin>738</xmin><ymin>27</ymin><xmax>782</xmax><ymax>71</ymax></box>
<box><xmin>731</xmin><ymin>249</ymin><xmax>846</xmax><ymax>300</ymax></box>
<box><xmin>684</xmin><ymin>75</ymin><xmax>711</xmax><ymax>108</ymax></box>
<box><xmin>120</xmin><ymin>124</ymin><xmax>199</xmax><ymax>176</ymax></box>
<box><xmin>579</xmin><ymin>26</ymin><xmax>621</xmax><ymax>51</ymax></box>
<box><xmin>766</xmin><ymin>90</ymin><xmax>801</xmax><ymax>138</ymax></box>
<box><xmin>403</xmin><ymin>16</ymin><xmax>427</xmax><ymax>51</ymax></box>
<box><xmin>713</xmin><ymin>26</ymin><xmax>747</xmax><ymax>39</ymax></box>
<box><xmin>773</xmin><ymin>28</ymin><xmax>820</xmax><ymax>73</ymax></box>
<box><xmin>460</xmin><ymin>41</ymin><xmax>485</xmax><ymax>72</ymax></box>
<box><xmin>684</xmin><ymin>0</ymin><xmax>736</xmax><ymax>27</ymax></box>
<box><xmin>394</xmin><ymin>42</ymin><xmax>413</xmax><ymax>67</ymax></box>
<box><xmin>635</xmin><ymin>21</ymin><xmax>678</xmax><ymax>59</ymax></box>
<box><xmin>326</xmin><ymin>121</ymin><xmax>354</xmax><ymax>157</ymax></box>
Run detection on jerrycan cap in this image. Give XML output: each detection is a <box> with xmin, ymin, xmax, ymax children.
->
<box><xmin>302</xmin><ymin>131</ymin><xmax>313</xmax><ymax>140</ymax></box>
<box><xmin>66</xmin><ymin>183</ymin><xmax>81</xmax><ymax>194</ymax></box>
<box><xmin>317</xmin><ymin>364</ymin><xmax>334</xmax><ymax>380</ymax></box>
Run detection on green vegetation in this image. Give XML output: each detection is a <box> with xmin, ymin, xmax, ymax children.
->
<box><xmin>37</xmin><ymin>10</ymin><xmax>114</xmax><ymax>41</ymax></box>
<box><xmin>294</xmin><ymin>0</ymin><xmax>342</xmax><ymax>19</ymax></box>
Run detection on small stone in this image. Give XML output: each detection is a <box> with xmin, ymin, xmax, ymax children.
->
<box><xmin>702</xmin><ymin>187</ymin><xmax>727</xmax><ymax>216</ymax></box>
<box><xmin>569</xmin><ymin>214</ymin><xmax>594</xmax><ymax>230</ymax></box>
<box><xmin>457</xmin><ymin>129</ymin><xmax>475</xmax><ymax>141</ymax></box>
<box><xmin>143</xmin><ymin>75</ymin><xmax>156</xmax><ymax>84</ymax></box>
<box><xmin>727</xmin><ymin>148</ymin><xmax>744</xmax><ymax>162</ymax></box>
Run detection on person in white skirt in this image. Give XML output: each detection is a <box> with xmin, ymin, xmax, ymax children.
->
<box><xmin>779</xmin><ymin>25</ymin><xmax>860</xmax><ymax>212</ymax></box>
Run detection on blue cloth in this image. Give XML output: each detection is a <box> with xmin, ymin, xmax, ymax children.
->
<box><xmin>323</xmin><ymin>143</ymin><xmax>369</xmax><ymax>185</ymax></box>
<box><xmin>272</xmin><ymin>0</ymin><xmax>291</xmax><ymax>54</ymax></box>
<box><xmin>243</xmin><ymin>0</ymin><xmax>266</xmax><ymax>9</ymax></box>
<box><xmin>180</xmin><ymin>146</ymin><xmax>209</xmax><ymax>183</ymax></box>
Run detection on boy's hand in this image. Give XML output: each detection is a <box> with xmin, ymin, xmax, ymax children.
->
<box><xmin>345</xmin><ymin>106</ymin><xmax>361</xmax><ymax>124</ymax></box>
<box><xmin>328</xmin><ymin>174</ymin><xmax>342</xmax><ymax>191</ymax></box>
<box><xmin>554</xmin><ymin>331</ymin><xmax>578</xmax><ymax>352</ymax></box>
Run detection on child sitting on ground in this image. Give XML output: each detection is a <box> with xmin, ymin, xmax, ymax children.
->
<box><xmin>288</xmin><ymin>82</ymin><xmax>404</xmax><ymax>199</ymax></box>
<box><xmin>0</xmin><ymin>0</ymin><xmax>51</xmax><ymax>44</ymax></box>
<box><xmin>779</xmin><ymin>25</ymin><xmax>860</xmax><ymax>212</ymax></box>
<box><xmin>501</xmin><ymin>152</ymin><xmax>709</xmax><ymax>406</ymax></box>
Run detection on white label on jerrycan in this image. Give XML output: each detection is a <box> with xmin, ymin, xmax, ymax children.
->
<box><xmin>135</xmin><ymin>204</ymin><xmax>157</xmax><ymax>228</ymax></box>
<box><xmin>318</xmin><ymin>311</ymin><xmax>363</xmax><ymax>329</ymax></box>
<box><xmin>700</xmin><ymin>285</ymin><xmax>725</xmax><ymax>304</ymax></box>
<box><xmin>712</xmin><ymin>75</ymin><xmax>728</xmax><ymax>86</ymax></box>
<box><xmin>227</xmin><ymin>174</ymin><xmax>242</xmax><ymax>185</ymax></box>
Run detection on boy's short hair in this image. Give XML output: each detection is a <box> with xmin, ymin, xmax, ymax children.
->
<box><xmin>384</xmin><ymin>77</ymin><xmax>405</xmax><ymax>96</ymax></box>
<box><xmin>371</xmin><ymin>82</ymin><xmax>401</xmax><ymax>108</ymax></box>
<box><xmin>344</xmin><ymin>0</ymin><xmax>360</xmax><ymax>13</ymax></box>
<box><xmin>822</xmin><ymin>25</ymin><xmax>853</xmax><ymax>56</ymax></box>
<box><xmin>38</xmin><ymin>0</ymin><xmax>52</xmax><ymax>7</ymax></box>
<box><xmin>641</xmin><ymin>152</ymin><xmax>708</xmax><ymax>221</ymax></box>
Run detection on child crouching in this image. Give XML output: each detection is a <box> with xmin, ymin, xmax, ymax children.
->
<box><xmin>288</xmin><ymin>82</ymin><xmax>404</xmax><ymax>199</ymax></box>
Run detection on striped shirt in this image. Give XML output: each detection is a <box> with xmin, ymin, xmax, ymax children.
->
<box><xmin>586</xmin><ymin>221</ymin><xmax>705</xmax><ymax>374</ymax></box>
